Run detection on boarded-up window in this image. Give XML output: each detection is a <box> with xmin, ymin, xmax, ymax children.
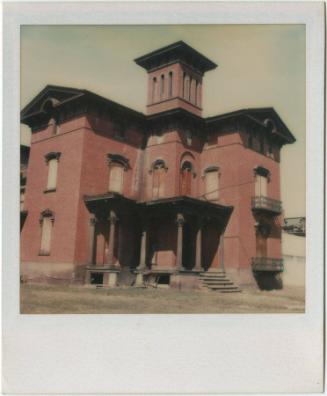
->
<box><xmin>47</xmin><ymin>158</ymin><xmax>58</xmax><ymax>190</ymax></box>
<box><xmin>152</xmin><ymin>161</ymin><xmax>166</xmax><ymax>199</ymax></box>
<box><xmin>40</xmin><ymin>216</ymin><xmax>53</xmax><ymax>255</ymax></box>
<box><xmin>205</xmin><ymin>168</ymin><xmax>219</xmax><ymax>200</ymax></box>
<box><xmin>180</xmin><ymin>161</ymin><xmax>192</xmax><ymax>195</ymax></box>
<box><xmin>109</xmin><ymin>163</ymin><xmax>124</xmax><ymax>193</ymax></box>
<box><xmin>255</xmin><ymin>175</ymin><xmax>267</xmax><ymax>197</ymax></box>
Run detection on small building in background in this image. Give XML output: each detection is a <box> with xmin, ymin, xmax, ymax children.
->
<box><xmin>282</xmin><ymin>217</ymin><xmax>305</xmax><ymax>287</ymax></box>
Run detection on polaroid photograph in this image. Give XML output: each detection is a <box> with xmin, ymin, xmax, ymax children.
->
<box><xmin>2</xmin><ymin>1</ymin><xmax>324</xmax><ymax>394</ymax></box>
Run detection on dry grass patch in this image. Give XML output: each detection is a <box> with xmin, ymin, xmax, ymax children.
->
<box><xmin>20</xmin><ymin>283</ymin><xmax>305</xmax><ymax>314</ymax></box>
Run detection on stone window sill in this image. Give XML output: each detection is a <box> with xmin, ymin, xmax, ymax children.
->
<box><xmin>44</xmin><ymin>188</ymin><xmax>56</xmax><ymax>194</ymax></box>
<box><xmin>38</xmin><ymin>251</ymin><xmax>50</xmax><ymax>256</ymax></box>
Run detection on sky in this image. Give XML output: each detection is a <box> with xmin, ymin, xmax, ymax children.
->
<box><xmin>21</xmin><ymin>25</ymin><xmax>305</xmax><ymax>217</ymax></box>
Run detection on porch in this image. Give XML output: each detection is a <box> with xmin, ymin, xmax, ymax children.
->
<box><xmin>83</xmin><ymin>194</ymin><xmax>233</xmax><ymax>288</ymax></box>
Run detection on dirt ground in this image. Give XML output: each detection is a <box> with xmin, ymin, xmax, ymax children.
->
<box><xmin>20</xmin><ymin>283</ymin><xmax>305</xmax><ymax>314</ymax></box>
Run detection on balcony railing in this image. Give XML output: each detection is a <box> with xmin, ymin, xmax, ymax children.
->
<box><xmin>251</xmin><ymin>196</ymin><xmax>282</xmax><ymax>214</ymax></box>
<box><xmin>251</xmin><ymin>257</ymin><xmax>284</xmax><ymax>272</ymax></box>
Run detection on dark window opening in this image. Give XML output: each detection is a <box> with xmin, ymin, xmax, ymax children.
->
<box><xmin>90</xmin><ymin>272</ymin><xmax>103</xmax><ymax>285</ymax></box>
<box><xmin>157</xmin><ymin>274</ymin><xmax>170</xmax><ymax>285</ymax></box>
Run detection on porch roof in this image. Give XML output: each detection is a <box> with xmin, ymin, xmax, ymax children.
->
<box><xmin>141</xmin><ymin>196</ymin><xmax>233</xmax><ymax>227</ymax></box>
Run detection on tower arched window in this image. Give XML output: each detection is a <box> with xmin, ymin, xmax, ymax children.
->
<box><xmin>168</xmin><ymin>71</ymin><xmax>173</xmax><ymax>98</ymax></box>
<box><xmin>189</xmin><ymin>78</ymin><xmax>194</xmax><ymax>102</ymax></box>
<box><xmin>160</xmin><ymin>75</ymin><xmax>165</xmax><ymax>99</ymax></box>
<box><xmin>152</xmin><ymin>77</ymin><xmax>157</xmax><ymax>103</ymax></box>
<box><xmin>184</xmin><ymin>75</ymin><xmax>190</xmax><ymax>100</ymax></box>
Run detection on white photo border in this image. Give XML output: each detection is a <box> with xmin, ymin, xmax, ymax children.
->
<box><xmin>2</xmin><ymin>2</ymin><xmax>324</xmax><ymax>394</ymax></box>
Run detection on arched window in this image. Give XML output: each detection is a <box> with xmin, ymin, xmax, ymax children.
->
<box><xmin>194</xmin><ymin>81</ymin><xmax>198</xmax><ymax>105</ymax></box>
<box><xmin>152</xmin><ymin>77</ymin><xmax>157</xmax><ymax>103</ymax></box>
<box><xmin>180</xmin><ymin>161</ymin><xmax>193</xmax><ymax>196</ymax></box>
<box><xmin>152</xmin><ymin>159</ymin><xmax>167</xmax><ymax>199</ymax></box>
<box><xmin>39</xmin><ymin>209</ymin><xmax>55</xmax><ymax>256</ymax></box>
<box><xmin>204</xmin><ymin>166</ymin><xmax>220</xmax><ymax>201</ymax></box>
<box><xmin>44</xmin><ymin>152</ymin><xmax>61</xmax><ymax>192</ymax></box>
<box><xmin>189</xmin><ymin>78</ymin><xmax>194</xmax><ymax>102</ymax></box>
<box><xmin>184</xmin><ymin>75</ymin><xmax>190</xmax><ymax>100</ymax></box>
<box><xmin>107</xmin><ymin>154</ymin><xmax>129</xmax><ymax>194</ymax></box>
<box><xmin>168</xmin><ymin>72</ymin><xmax>173</xmax><ymax>97</ymax></box>
<box><xmin>160</xmin><ymin>75</ymin><xmax>165</xmax><ymax>99</ymax></box>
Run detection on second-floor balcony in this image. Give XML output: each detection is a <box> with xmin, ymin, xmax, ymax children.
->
<box><xmin>251</xmin><ymin>196</ymin><xmax>282</xmax><ymax>214</ymax></box>
<box><xmin>251</xmin><ymin>257</ymin><xmax>284</xmax><ymax>272</ymax></box>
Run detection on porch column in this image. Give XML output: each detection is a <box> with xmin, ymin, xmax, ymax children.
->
<box><xmin>137</xmin><ymin>223</ymin><xmax>147</xmax><ymax>271</ymax></box>
<box><xmin>176</xmin><ymin>213</ymin><xmax>185</xmax><ymax>271</ymax></box>
<box><xmin>88</xmin><ymin>215</ymin><xmax>97</xmax><ymax>265</ymax></box>
<box><xmin>107</xmin><ymin>210</ymin><xmax>118</xmax><ymax>268</ymax></box>
<box><xmin>194</xmin><ymin>218</ymin><xmax>203</xmax><ymax>272</ymax></box>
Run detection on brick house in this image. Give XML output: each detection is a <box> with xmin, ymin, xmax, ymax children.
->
<box><xmin>20</xmin><ymin>41</ymin><xmax>295</xmax><ymax>290</ymax></box>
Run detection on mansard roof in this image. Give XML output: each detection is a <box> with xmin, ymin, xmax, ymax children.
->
<box><xmin>134</xmin><ymin>41</ymin><xmax>218</xmax><ymax>74</ymax></box>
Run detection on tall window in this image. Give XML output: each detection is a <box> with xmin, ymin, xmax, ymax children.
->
<box><xmin>180</xmin><ymin>161</ymin><xmax>193</xmax><ymax>195</ymax></box>
<box><xmin>168</xmin><ymin>72</ymin><xmax>173</xmax><ymax>98</ymax></box>
<box><xmin>45</xmin><ymin>152</ymin><xmax>61</xmax><ymax>192</ymax></box>
<box><xmin>255</xmin><ymin>174</ymin><xmax>267</xmax><ymax>197</ymax></box>
<box><xmin>190</xmin><ymin>78</ymin><xmax>196</xmax><ymax>102</ymax></box>
<box><xmin>160</xmin><ymin>75</ymin><xmax>165</xmax><ymax>99</ymax></box>
<box><xmin>152</xmin><ymin>160</ymin><xmax>167</xmax><ymax>199</ymax></box>
<box><xmin>109</xmin><ymin>163</ymin><xmax>124</xmax><ymax>193</ymax></box>
<box><xmin>107</xmin><ymin>154</ymin><xmax>129</xmax><ymax>194</ymax></box>
<box><xmin>152</xmin><ymin>77</ymin><xmax>157</xmax><ymax>103</ymax></box>
<box><xmin>39</xmin><ymin>210</ymin><xmax>54</xmax><ymax>256</ymax></box>
<box><xmin>183</xmin><ymin>74</ymin><xmax>190</xmax><ymax>100</ymax></box>
<box><xmin>254</xmin><ymin>167</ymin><xmax>269</xmax><ymax>197</ymax></box>
<box><xmin>204</xmin><ymin>167</ymin><xmax>219</xmax><ymax>201</ymax></box>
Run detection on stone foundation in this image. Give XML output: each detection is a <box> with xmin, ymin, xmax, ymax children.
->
<box><xmin>170</xmin><ymin>272</ymin><xmax>201</xmax><ymax>290</ymax></box>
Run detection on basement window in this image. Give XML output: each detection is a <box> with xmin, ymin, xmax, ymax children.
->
<box><xmin>90</xmin><ymin>273</ymin><xmax>103</xmax><ymax>285</ymax></box>
<box><xmin>157</xmin><ymin>274</ymin><xmax>170</xmax><ymax>285</ymax></box>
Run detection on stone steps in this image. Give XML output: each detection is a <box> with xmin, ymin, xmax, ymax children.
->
<box><xmin>199</xmin><ymin>271</ymin><xmax>241</xmax><ymax>293</ymax></box>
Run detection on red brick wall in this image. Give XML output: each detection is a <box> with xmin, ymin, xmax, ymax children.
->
<box><xmin>21</xmin><ymin>116</ymin><xmax>87</xmax><ymax>265</ymax></box>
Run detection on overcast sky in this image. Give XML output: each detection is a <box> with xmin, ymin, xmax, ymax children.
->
<box><xmin>21</xmin><ymin>25</ymin><xmax>305</xmax><ymax>217</ymax></box>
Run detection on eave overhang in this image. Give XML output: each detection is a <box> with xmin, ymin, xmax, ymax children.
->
<box><xmin>21</xmin><ymin>85</ymin><xmax>146</xmax><ymax>130</ymax></box>
<box><xmin>205</xmin><ymin>107</ymin><xmax>296</xmax><ymax>145</ymax></box>
<box><xmin>134</xmin><ymin>41</ymin><xmax>217</xmax><ymax>74</ymax></box>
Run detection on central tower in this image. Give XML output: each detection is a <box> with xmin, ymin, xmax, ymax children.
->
<box><xmin>134</xmin><ymin>41</ymin><xmax>217</xmax><ymax>116</ymax></box>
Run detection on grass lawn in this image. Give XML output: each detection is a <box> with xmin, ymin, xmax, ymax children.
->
<box><xmin>20</xmin><ymin>283</ymin><xmax>305</xmax><ymax>314</ymax></box>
